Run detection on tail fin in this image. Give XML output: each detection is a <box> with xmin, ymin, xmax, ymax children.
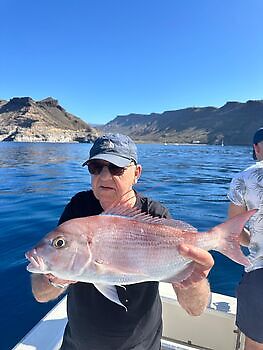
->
<box><xmin>211</xmin><ymin>209</ymin><xmax>257</xmax><ymax>267</ymax></box>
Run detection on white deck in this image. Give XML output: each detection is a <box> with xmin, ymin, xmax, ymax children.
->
<box><xmin>12</xmin><ymin>297</ymin><xmax>67</xmax><ymax>350</ymax></box>
<box><xmin>13</xmin><ymin>283</ymin><xmax>244</xmax><ymax>350</ymax></box>
<box><xmin>160</xmin><ymin>283</ymin><xmax>244</xmax><ymax>350</ymax></box>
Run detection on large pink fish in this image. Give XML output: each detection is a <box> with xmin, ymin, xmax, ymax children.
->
<box><xmin>26</xmin><ymin>207</ymin><xmax>256</xmax><ymax>309</ymax></box>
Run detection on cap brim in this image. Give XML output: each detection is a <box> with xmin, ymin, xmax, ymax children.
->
<box><xmin>82</xmin><ymin>154</ymin><xmax>132</xmax><ymax>167</ymax></box>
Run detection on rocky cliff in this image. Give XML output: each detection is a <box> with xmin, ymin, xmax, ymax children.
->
<box><xmin>2</xmin><ymin>97</ymin><xmax>263</xmax><ymax>144</ymax></box>
<box><xmin>102</xmin><ymin>100</ymin><xmax>263</xmax><ymax>145</ymax></box>
<box><xmin>0</xmin><ymin>97</ymin><xmax>99</xmax><ymax>142</ymax></box>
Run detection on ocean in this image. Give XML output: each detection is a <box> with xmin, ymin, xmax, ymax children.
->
<box><xmin>0</xmin><ymin>142</ymin><xmax>253</xmax><ymax>350</ymax></box>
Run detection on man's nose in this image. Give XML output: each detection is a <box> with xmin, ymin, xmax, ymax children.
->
<box><xmin>99</xmin><ymin>165</ymin><xmax>112</xmax><ymax>178</ymax></box>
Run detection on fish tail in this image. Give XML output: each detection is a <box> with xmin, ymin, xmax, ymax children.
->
<box><xmin>212</xmin><ymin>209</ymin><xmax>257</xmax><ymax>267</ymax></box>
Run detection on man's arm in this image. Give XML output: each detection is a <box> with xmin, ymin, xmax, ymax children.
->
<box><xmin>172</xmin><ymin>244</ymin><xmax>214</xmax><ymax>316</ymax></box>
<box><xmin>31</xmin><ymin>274</ymin><xmax>76</xmax><ymax>303</ymax></box>
<box><xmin>228</xmin><ymin>202</ymin><xmax>250</xmax><ymax>246</ymax></box>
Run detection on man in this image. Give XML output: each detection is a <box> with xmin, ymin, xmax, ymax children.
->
<box><xmin>228</xmin><ymin>128</ymin><xmax>263</xmax><ymax>350</ymax></box>
<box><xmin>31</xmin><ymin>133</ymin><xmax>214</xmax><ymax>350</ymax></box>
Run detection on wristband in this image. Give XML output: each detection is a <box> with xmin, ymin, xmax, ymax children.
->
<box><xmin>48</xmin><ymin>279</ymin><xmax>69</xmax><ymax>289</ymax></box>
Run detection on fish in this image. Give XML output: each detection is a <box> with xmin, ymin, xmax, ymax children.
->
<box><xmin>25</xmin><ymin>206</ymin><xmax>257</xmax><ymax>310</ymax></box>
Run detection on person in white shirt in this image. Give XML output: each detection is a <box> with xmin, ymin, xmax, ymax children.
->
<box><xmin>228</xmin><ymin>127</ymin><xmax>263</xmax><ymax>350</ymax></box>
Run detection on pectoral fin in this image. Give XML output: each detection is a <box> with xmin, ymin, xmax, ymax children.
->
<box><xmin>94</xmin><ymin>283</ymin><xmax>127</xmax><ymax>311</ymax></box>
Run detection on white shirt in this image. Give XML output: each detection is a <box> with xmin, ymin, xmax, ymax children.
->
<box><xmin>228</xmin><ymin>161</ymin><xmax>263</xmax><ymax>271</ymax></box>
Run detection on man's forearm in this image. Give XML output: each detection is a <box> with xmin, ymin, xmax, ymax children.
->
<box><xmin>173</xmin><ymin>278</ymin><xmax>211</xmax><ymax>316</ymax></box>
<box><xmin>31</xmin><ymin>274</ymin><xmax>67</xmax><ymax>302</ymax></box>
<box><xmin>228</xmin><ymin>203</ymin><xmax>250</xmax><ymax>246</ymax></box>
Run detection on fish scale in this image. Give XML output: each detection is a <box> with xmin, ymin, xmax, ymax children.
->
<box><xmin>91</xmin><ymin>218</ymin><xmax>197</xmax><ymax>273</ymax></box>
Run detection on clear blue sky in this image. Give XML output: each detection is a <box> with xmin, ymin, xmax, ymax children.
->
<box><xmin>1</xmin><ymin>0</ymin><xmax>262</xmax><ymax>124</ymax></box>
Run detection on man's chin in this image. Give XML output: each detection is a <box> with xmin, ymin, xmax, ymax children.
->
<box><xmin>95</xmin><ymin>191</ymin><xmax>117</xmax><ymax>207</ymax></box>
<box><xmin>97</xmin><ymin>187</ymin><xmax>117</xmax><ymax>197</ymax></box>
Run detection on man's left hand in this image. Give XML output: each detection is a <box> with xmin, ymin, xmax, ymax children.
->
<box><xmin>174</xmin><ymin>243</ymin><xmax>214</xmax><ymax>289</ymax></box>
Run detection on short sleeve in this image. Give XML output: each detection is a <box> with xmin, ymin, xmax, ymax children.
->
<box><xmin>227</xmin><ymin>175</ymin><xmax>246</xmax><ymax>207</ymax></box>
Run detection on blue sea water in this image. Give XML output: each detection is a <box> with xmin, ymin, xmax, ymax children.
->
<box><xmin>0</xmin><ymin>142</ymin><xmax>253</xmax><ymax>350</ymax></box>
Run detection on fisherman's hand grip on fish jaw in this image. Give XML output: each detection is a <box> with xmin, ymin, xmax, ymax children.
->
<box><xmin>47</xmin><ymin>274</ymin><xmax>77</xmax><ymax>289</ymax></box>
<box><xmin>31</xmin><ymin>273</ymin><xmax>77</xmax><ymax>303</ymax></box>
<box><xmin>172</xmin><ymin>243</ymin><xmax>214</xmax><ymax>316</ymax></box>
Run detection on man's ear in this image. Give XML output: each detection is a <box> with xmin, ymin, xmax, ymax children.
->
<box><xmin>134</xmin><ymin>164</ymin><xmax>142</xmax><ymax>183</ymax></box>
<box><xmin>254</xmin><ymin>144</ymin><xmax>260</xmax><ymax>159</ymax></box>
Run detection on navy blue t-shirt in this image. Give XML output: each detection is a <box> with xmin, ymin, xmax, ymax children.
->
<box><xmin>59</xmin><ymin>190</ymin><xmax>171</xmax><ymax>350</ymax></box>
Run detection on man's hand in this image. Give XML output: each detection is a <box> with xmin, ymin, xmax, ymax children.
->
<box><xmin>46</xmin><ymin>273</ymin><xmax>77</xmax><ymax>288</ymax></box>
<box><xmin>174</xmin><ymin>243</ymin><xmax>214</xmax><ymax>288</ymax></box>
<box><xmin>31</xmin><ymin>273</ymin><xmax>77</xmax><ymax>303</ymax></box>
<box><xmin>172</xmin><ymin>244</ymin><xmax>214</xmax><ymax>316</ymax></box>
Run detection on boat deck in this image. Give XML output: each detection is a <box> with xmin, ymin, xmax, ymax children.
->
<box><xmin>12</xmin><ymin>283</ymin><xmax>244</xmax><ymax>350</ymax></box>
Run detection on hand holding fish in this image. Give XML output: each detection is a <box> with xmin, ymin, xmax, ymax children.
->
<box><xmin>47</xmin><ymin>273</ymin><xmax>77</xmax><ymax>289</ymax></box>
<box><xmin>171</xmin><ymin>244</ymin><xmax>214</xmax><ymax>316</ymax></box>
<box><xmin>173</xmin><ymin>243</ymin><xmax>214</xmax><ymax>289</ymax></box>
<box><xmin>31</xmin><ymin>273</ymin><xmax>77</xmax><ymax>303</ymax></box>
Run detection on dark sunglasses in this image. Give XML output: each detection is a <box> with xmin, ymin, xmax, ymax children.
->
<box><xmin>87</xmin><ymin>161</ymin><xmax>133</xmax><ymax>176</ymax></box>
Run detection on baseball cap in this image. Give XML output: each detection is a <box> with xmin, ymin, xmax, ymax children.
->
<box><xmin>82</xmin><ymin>133</ymin><xmax>138</xmax><ymax>167</ymax></box>
<box><xmin>253</xmin><ymin>127</ymin><xmax>263</xmax><ymax>160</ymax></box>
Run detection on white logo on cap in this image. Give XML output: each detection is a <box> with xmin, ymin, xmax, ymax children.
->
<box><xmin>102</xmin><ymin>140</ymin><xmax>114</xmax><ymax>149</ymax></box>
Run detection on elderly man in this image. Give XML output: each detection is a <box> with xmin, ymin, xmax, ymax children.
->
<box><xmin>31</xmin><ymin>133</ymin><xmax>214</xmax><ymax>350</ymax></box>
<box><xmin>228</xmin><ymin>128</ymin><xmax>263</xmax><ymax>350</ymax></box>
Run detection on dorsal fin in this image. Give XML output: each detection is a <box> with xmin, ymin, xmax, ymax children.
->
<box><xmin>103</xmin><ymin>205</ymin><xmax>140</xmax><ymax>216</ymax></box>
<box><xmin>102</xmin><ymin>205</ymin><xmax>197</xmax><ymax>231</ymax></box>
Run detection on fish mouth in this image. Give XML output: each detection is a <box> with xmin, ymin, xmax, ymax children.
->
<box><xmin>25</xmin><ymin>249</ymin><xmax>47</xmax><ymax>273</ymax></box>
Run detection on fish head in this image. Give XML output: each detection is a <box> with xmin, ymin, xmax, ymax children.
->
<box><xmin>25</xmin><ymin>226</ymin><xmax>92</xmax><ymax>280</ymax></box>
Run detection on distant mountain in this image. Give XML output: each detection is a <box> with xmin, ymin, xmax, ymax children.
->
<box><xmin>102</xmin><ymin>100</ymin><xmax>263</xmax><ymax>145</ymax></box>
<box><xmin>0</xmin><ymin>97</ymin><xmax>99</xmax><ymax>142</ymax></box>
<box><xmin>3</xmin><ymin>97</ymin><xmax>263</xmax><ymax>144</ymax></box>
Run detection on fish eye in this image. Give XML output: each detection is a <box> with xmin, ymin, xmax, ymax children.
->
<box><xmin>52</xmin><ymin>237</ymin><xmax>66</xmax><ymax>249</ymax></box>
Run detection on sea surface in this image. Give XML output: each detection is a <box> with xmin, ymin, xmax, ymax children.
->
<box><xmin>0</xmin><ymin>142</ymin><xmax>254</xmax><ymax>350</ymax></box>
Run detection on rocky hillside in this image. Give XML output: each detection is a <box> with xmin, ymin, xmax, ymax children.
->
<box><xmin>0</xmin><ymin>97</ymin><xmax>99</xmax><ymax>142</ymax></box>
<box><xmin>102</xmin><ymin>100</ymin><xmax>263</xmax><ymax>145</ymax></box>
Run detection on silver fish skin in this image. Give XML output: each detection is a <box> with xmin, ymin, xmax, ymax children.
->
<box><xmin>25</xmin><ymin>207</ymin><xmax>257</xmax><ymax>308</ymax></box>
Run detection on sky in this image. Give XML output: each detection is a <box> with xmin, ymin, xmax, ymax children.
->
<box><xmin>0</xmin><ymin>0</ymin><xmax>262</xmax><ymax>125</ymax></box>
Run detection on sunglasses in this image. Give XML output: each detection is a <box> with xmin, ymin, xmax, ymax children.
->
<box><xmin>87</xmin><ymin>161</ymin><xmax>133</xmax><ymax>176</ymax></box>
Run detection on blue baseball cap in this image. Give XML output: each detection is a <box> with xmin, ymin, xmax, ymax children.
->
<box><xmin>82</xmin><ymin>133</ymin><xmax>138</xmax><ymax>167</ymax></box>
<box><xmin>253</xmin><ymin>127</ymin><xmax>263</xmax><ymax>160</ymax></box>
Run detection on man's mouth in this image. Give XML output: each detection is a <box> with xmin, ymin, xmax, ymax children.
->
<box><xmin>100</xmin><ymin>186</ymin><xmax>115</xmax><ymax>190</ymax></box>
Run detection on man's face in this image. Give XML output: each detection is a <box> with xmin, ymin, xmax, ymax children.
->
<box><xmin>89</xmin><ymin>160</ymin><xmax>141</xmax><ymax>209</ymax></box>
